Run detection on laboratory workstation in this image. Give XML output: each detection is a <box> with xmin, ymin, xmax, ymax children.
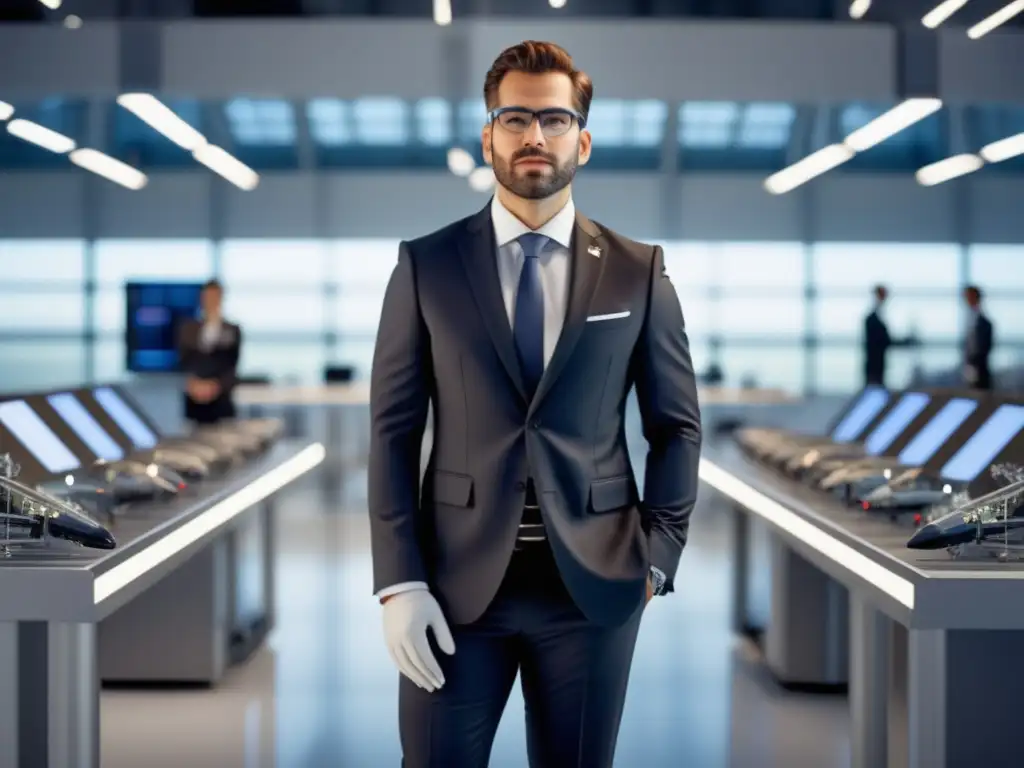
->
<box><xmin>3</xmin><ymin>1</ymin><xmax>1024</xmax><ymax>767</ymax></box>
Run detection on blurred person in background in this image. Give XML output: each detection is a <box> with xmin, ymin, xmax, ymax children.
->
<box><xmin>962</xmin><ymin>284</ymin><xmax>994</xmax><ymax>390</ymax></box>
<box><xmin>368</xmin><ymin>40</ymin><xmax>702</xmax><ymax>768</ymax></box>
<box><xmin>863</xmin><ymin>284</ymin><xmax>917</xmax><ymax>387</ymax></box>
<box><xmin>177</xmin><ymin>279</ymin><xmax>242</xmax><ymax>424</ymax></box>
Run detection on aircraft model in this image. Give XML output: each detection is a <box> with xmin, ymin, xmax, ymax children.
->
<box><xmin>0</xmin><ymin>460</ymin><xmax>116</xmax><ymax>551</ymax></box>
<box><xmin>906</xmin><ymin>476</ymin><xmax>1024</xmax><ymax>558</ymax></box>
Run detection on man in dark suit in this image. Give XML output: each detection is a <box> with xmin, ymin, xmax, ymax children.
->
<box><xmin>368</xmin><ymin>41</ymin><xmax>702</xmax><ymax>767</ymax></box>
<box><xmin>863</xmin><ymin>284</ymin><xmax>917</xmax><ymax>387</ymax></box>
<box><xmin>962</xmin><ymin>284</ymin><xmax>994</xmax><ymax>390</ymax></box>
<box><xmin>177</xmin><ymin>279</ymin><xmax>242</xmax><ymax>424</ymax></box>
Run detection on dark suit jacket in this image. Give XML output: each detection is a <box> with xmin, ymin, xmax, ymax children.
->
<box><xmin>177</xmin><ymin>318</ymin><xmax>242</xmax><ymax>424</ymax></box>
<box><xmin>368</xmin><ymin>204</ymin><xmax>702</xmax><ymax>628</ymax></box>
<box><xmin>863</xmin><ymin>310</ymin><xmax>891</xmax><ymax>386</ymax></box>
<box><xmin>964</xmin><ymin>312</ymin><xmax>994</xmax><ymax>390</ymax></box>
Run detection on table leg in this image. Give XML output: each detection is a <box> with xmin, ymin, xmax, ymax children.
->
<box><xmin>849</xmin><ymin>592</ymin><xmax>890</xmax><ymax>768</ymax></box>
<box><xmin>730</xmin><ymin>505</ymin><xmax>749</xmax><ymax>636</ymax></box>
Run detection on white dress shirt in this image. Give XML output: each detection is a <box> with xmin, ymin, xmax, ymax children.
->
<box><xmin>198</xmin><ymin>319</ymin><xmax>223</xmax><ymax>352</ymax></box>
<box><xmin>376</xmin><ymin>195</ymin><xmax>577</xmax><ymax>601</ymax></box>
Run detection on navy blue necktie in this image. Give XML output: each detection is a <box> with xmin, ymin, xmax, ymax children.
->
<box><xmin>513</xmin><ymin>233</ymin><xmax>548</xmax><ymax>397</ymax></box>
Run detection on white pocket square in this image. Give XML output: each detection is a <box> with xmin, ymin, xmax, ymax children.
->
<box><xmin>586</xmin><ymin>311</ymin><xmax>631</xmax><ymax>323</ymax></box>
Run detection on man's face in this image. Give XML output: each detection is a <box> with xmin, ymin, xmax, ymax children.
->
<box><xmin>482</xmin><ymin>71</ymin><xmax>591</xmax><ymax>201</ymax></box>
<box><xmin>201</xmin><ymin>286</ymin><xmax>222</xmax><ymax>316</ymax></box>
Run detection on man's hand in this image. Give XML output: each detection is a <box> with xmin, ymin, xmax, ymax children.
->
<box><xmin>187</xmin><ymin>377</ymin><xmax>220</xmax><ymax>403</ymax></box>
<box><xmin>382</xmin><ymin>589</ymin><xmax>456</xmax><ymax>692</ymax></box>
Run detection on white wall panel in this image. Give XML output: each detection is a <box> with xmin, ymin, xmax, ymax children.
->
<box><xmin>0</xmin><ymin>174</ymin><xmax>87</xmax><ymax>238</ymax></box>
<box><xmin>966</xmin><ymin>176</ymin><xmax>1024</xmax><ymax>244</ymax></box>
<box><xmin>679</xmin><ymin>176</ymin><xmax>803</xmax><ymax>240</ymax></box>
<box><xmin>96</xmin><ymin>175</ymin><xmax>212</xmax><ymax>238</ymax></box>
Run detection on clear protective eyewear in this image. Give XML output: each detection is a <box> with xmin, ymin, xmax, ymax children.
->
<box><xmin>488</xmin><ymin>106</ymin><xmax>587</xmax><ymax>138</ymax></box>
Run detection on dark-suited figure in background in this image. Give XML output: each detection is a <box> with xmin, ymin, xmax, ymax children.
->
<box><xmin>368</xmin><ymin>41</ymin><xmax>702</xmax><ymax>768</ymax></box>
<box><xmin>962</xmin><ymin>284</ymin><xmax>994</xmax><ymax>390</ymax></box>
<box><xmin>863</xmin><ymin>284</ymin><xmax>917</xmax><ymax>387</ymax></box>
<box><xmin>177</xmin><ymin>279</ymin><xmax>242</xmax><ymax>424</ymax></box>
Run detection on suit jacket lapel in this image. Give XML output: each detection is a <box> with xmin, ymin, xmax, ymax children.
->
<box><xmin>458</xmin><ymin>204</ymin><xmax>529</xmax><ymax>402</ymax></box>
<box><xmin>530</xmin><ymin>212</ymin><xmax>606</xmax><ymax>413</ymax></box>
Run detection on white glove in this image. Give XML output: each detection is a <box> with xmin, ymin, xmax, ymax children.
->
<box><xmin>382</xmin><ymin>589</ymin><xmax>456</xmax><ymax>692</ymax></box>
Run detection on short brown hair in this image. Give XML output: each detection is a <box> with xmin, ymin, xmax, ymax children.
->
<box><xmin>483</xmin><ymin>41</ymin><xmax>593</xmax><ymax>120</ymax></box>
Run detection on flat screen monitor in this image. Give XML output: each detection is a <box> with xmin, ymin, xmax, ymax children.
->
<box><xmin>0</xmin><ymin>400</ymin><xmax>81</xmax><ymax>474</ymax></box>
<box><xmin>862</xmin><ymin>392</ymin><xmax>931</xmax><ymax>456</ymax></box>
<box><xmin>125</xmin><ymin>281</ymin><xmax>203</xmax><ymax>373</ymax></box>
<box><xmin>897</xmin><ymin>398</ymin><xmax>978</xmax><ymax>467</ymax></box>
<box><xmin>47</xmin><ymin>393</ymin><xmax>125</xmax><ymax>462</ymax></box>
<box><xmin>92</xmin><ymin>387</ymin><xmax>159</xmax><ymax>450</ymax></box>
<box><xmin>831</xmin><ymin>388</ymin><xmax>890</xmax><ymax>443</ymax></box>
<box><xmin>940</xmin><ymin>404</ymin><xmax>1024</xmax><ymax>482</ymax></box>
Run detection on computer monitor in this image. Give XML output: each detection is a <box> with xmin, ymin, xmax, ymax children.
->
<box><xmin>92</xmin><ymin>387</ymin><xmax>159</xmax><ymax>450</ymax></box>
<box><xmin>0</xmin><ymin>400</ymin><xmax>81</xmax><ymax>475</ymax></box>
<box><xmin>897</xmin><ymin>398</ymin><xmax>979</xmax><ymax>467</ymax></box>
<box><xmin>46</xmin><ymin>393</ymin><xmax>126</xmax><ymax>463</ymax></box>
<box><xmin>831</xmin><ymin>388</ymin><xmax>891</xmax><ymax>443</ymax></box>
<box><xmin>862</xmin><ymin>392</ymin><xmax>931</xmax><ymax>456</ymax></box>
<box><xmin>125</xmin><ymin>281</ymin><xmax>203</xmax><ymax>373</ymax></box>
<box><xmin>939</xmin><ymin>404</ymin><xmax>1024</xmax><ymax>483</ymax></box>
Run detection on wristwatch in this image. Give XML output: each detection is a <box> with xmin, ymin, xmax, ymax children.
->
<box><xmin>649</xmin><ymin>566</ymin><xmax>667</xmax><ymax>597</ymax></box>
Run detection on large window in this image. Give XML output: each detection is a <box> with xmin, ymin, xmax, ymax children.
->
<box><xmin>221</xmin><ymin>240</ymin><xmax>329</xmax><ymax>287</ymax></box>
<box><xmin>813</xmin><ymin>243</ymin><xmax>960</xmax><ymax>292</ymax></box>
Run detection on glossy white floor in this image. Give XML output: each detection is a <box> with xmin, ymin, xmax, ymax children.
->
<box><xmin>100</xmin><ymin>420</ymin><xmax>851</xmax><ymax>767</ymax></box>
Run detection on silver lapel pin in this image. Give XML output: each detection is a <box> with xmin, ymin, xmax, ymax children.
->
<box><xmin>587</xmin><ymin>245</ymin><xmax>601</xmax><ymax>258</ymax></box>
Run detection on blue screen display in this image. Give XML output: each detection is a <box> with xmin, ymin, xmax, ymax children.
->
<box><xmin>93</xmin><ymin>388</ymin><xmax>158</xmax><ymax>450</ymax></box>
<box><xmin>831</xmin><ymin>388</ymin><xmax>890</xmax><ymax>443</ymax></box>
<box><xmin>47</xmin><ymin>393</ymin><xmax>125</xmax><ymax>462</ymax></box>
<box><xmin>940</xmin><ymin>404</ymin><xmax>1024</xmax><ymax>482</ymax></box>
<box><xmin>0</xmin><ymin>400</ymin><xmax>81</xmax><ymax>474</ymax></box>
<box><xmin>863</xmin><ymin>392</ymin><xmax>931</xmax><ymax>456</ymax></box>
<box><xmin>897</xmin><ymin>398</ymin><xmax>978</xmax><ymax>467</ymax></box>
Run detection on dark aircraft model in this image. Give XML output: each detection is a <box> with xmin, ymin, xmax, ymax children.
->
<box><xmin>907</xmin><ymin>477</ymin><xmax>1024</xmax><ymax>556</ymax></box>
<box><xmin>0</xmin><ymin>472</ymin><xmax>116</xmax><ymax>551</ymax></box>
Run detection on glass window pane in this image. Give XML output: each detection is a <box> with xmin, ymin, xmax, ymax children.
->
<box><xmin>660</xmin><ymin>242</ymin><xmax>716</xmax><ymax>290</ymax></box>
<box><xmin>94</xmin><ymin>289</ymin><xmax>125</xmax><ymax>333</ymax></box>
<box><xmin>226</xmin><ymin>98</ymin><xmax>296</xmax><ymax>145</ymax></box>
<box><xmin>337</xmin><ymin>294</ymin><xmax>385</xmax><ymax>335</ymax></box>
<box><xmin>220</xmin><ymin>240</ymin><xmax>328</xmax><ymax>286</ymax></box>
<box><xmin>0</xmin><ymin>291</ymin><xmax>85</xmax><ymax>332</ymax></box>
<box><xmin>677</xmin><ymin>297</ymin><xmax>714</xmax><ymax>339</ymax></box>
<box><xmin>983</xmin><ymin>299</ymin><xmax>1024</xmax><ymax>342</ymax></box>
<box><xmin>969</xmin><ymin>245</ymin><xmax>1024</xmax><ymax>290</ymax></box>
<box><xmin>95</xmin><ymin>240</ymin><xmax>213</xmax><ymax>285</ymax></box>
<box><xmin>331</xmin><ymin>240</ymin><xmax>401</xmax><ymax>289</ymax></box>
<box><xmin>222</xmin><ymin>291</ymin><xmax>326</xmax><ymax>333</ymax></box>
<box><xmin>738</xmin><ymin>102</ymin><xmax>795</xmax><ymax>149</ymax></box>
<box><xmin>815</xmin><ymin>345</ymin><xmax>962</xmax><ymax>393</ymax></box>
<box><xmin>458</xmin><ymin>99</ymin><xmax>487</xmax><ymax>142</ymax></box>
<box><xmin>717</xmin><ymin>297</ymin><xmax>805</xmax><ymax>335</ymax></box>
<box><xmin>333</xmin><ymin>338</ymin><xmax>377</xmax><ymax>380</ymax></box>
<box><xmin>416</xmin><ymin>98</ymin><xmax>451</xmax><ymax>146</ymax></box>
<box><xmin>353</xmin><ymin>97</ymin><xmax>408</xmax><ymax>145</ymax></box>
<box><xmin>587</xmin><ymin>100</ymin><xmax>626</xmax><ymax>145</ymax></box>
<box><xmin>718</xmin><ymin>242</ymin><xmax>805</xmax><ymax>290</ymax></box>
<box><xmin>0</xmin><ymin>240</ymin><xmax>85</xmax><ymax>282</ymax></box>
<box><xmin>93</xmin><ymin>338</ymin><xmax>127</xmax><ymax>382</ymax></box>
<box><xmin>717</xmin><ymin>345</ymin><xmax>805</xmax><ymax>393</ymax></box>
<box><xmin>813</xmin><ymin>243</ymin><xmax>959</xmax><ymax>291</ymax></box>
<box><xmin>630</xmin><ymin>100</ymin><xmax>667</xmax><ymax>147</ymax></box>
<box><xmin>307</xmin><ymin>99</ymin><xmax>350</xmax><ymax>146</ymax></box>
<box><xmin>239</xmin><ymin>341</ymin><xmax>325</xmax><ymax>384</ymax></box>
<box><xmin>813</xmin><ymin>295</ymin><xmax>961</xmax><ymax>340</ymax></box>
<box><xmin>679</xmin><ymin>102</ymin><xmax>739</xmax><ymax>148</ymax></box>
<box><xmin>0</xmin><ymin>341</ymin><xmax>85</xmax><ymax>394</ymax></box>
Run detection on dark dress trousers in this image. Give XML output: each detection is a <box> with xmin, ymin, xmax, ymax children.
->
<box><xmin>368</xmin><ymin>204</ymin><xmax>702</xmax><ymax>767</ymax></box>
<box><xmin>177</xmin><ymin>318</ymin><xmax>242</xmax><ymax>424</ymax></box>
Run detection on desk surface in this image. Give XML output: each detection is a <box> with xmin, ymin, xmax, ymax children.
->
<box><xmin>702</xmin><ymin>442</ymin><xmax>1024</xmax><ymax>630</ymax></box>
<box><xmin>0</xmin><ymin>439</ymin><xmax>324</xmax><ymax>623</ymax></box>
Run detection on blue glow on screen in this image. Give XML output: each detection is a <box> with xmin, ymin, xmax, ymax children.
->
<box><xmin>897</xmin><ymin>398</ymin><xmax>978</xmax><ymax>467</ymax></box>
<box><xmin>93</xmin><ymin>387</ymin><xmax>158</xmax><ymax>450</ymax></box>
<box><xmin>0</xmin><ymin>400</ymin><xmax>80</xmax><ymax>474</ymax></box>
<box><xmin>831</xmin><ymin>388</ymin><xmax>890</xmax><ymax>443</ymax></box>
<box><xmin>47</xmin><ymin>393</ymin><xmax>124</xmax><ymax>462</ymax></box>
<box><xmin>863</xmin><ymin>393</ymin><xmax>930</xmax><ymax>456</ymax></box>
<box><xmin>940</xmin><ymin>404</ymin><xmax>1024</xmax><ymax>482</ymax></box>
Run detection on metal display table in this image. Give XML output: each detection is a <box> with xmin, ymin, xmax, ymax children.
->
<box><xmin>700</xmin><ymin>443</ymin><xmax>1024</xmax><ymax>768</ymax></box>
<box><xmin>0</xmin><ymin>439</ymin><xmax>325</xmax><ymax>768</ymax></box>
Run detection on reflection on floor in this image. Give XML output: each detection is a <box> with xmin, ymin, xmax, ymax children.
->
<box><xmin>101</xmin><ymin>450</ymin><xmax>850</xmax><ymax>767</ymax></box>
